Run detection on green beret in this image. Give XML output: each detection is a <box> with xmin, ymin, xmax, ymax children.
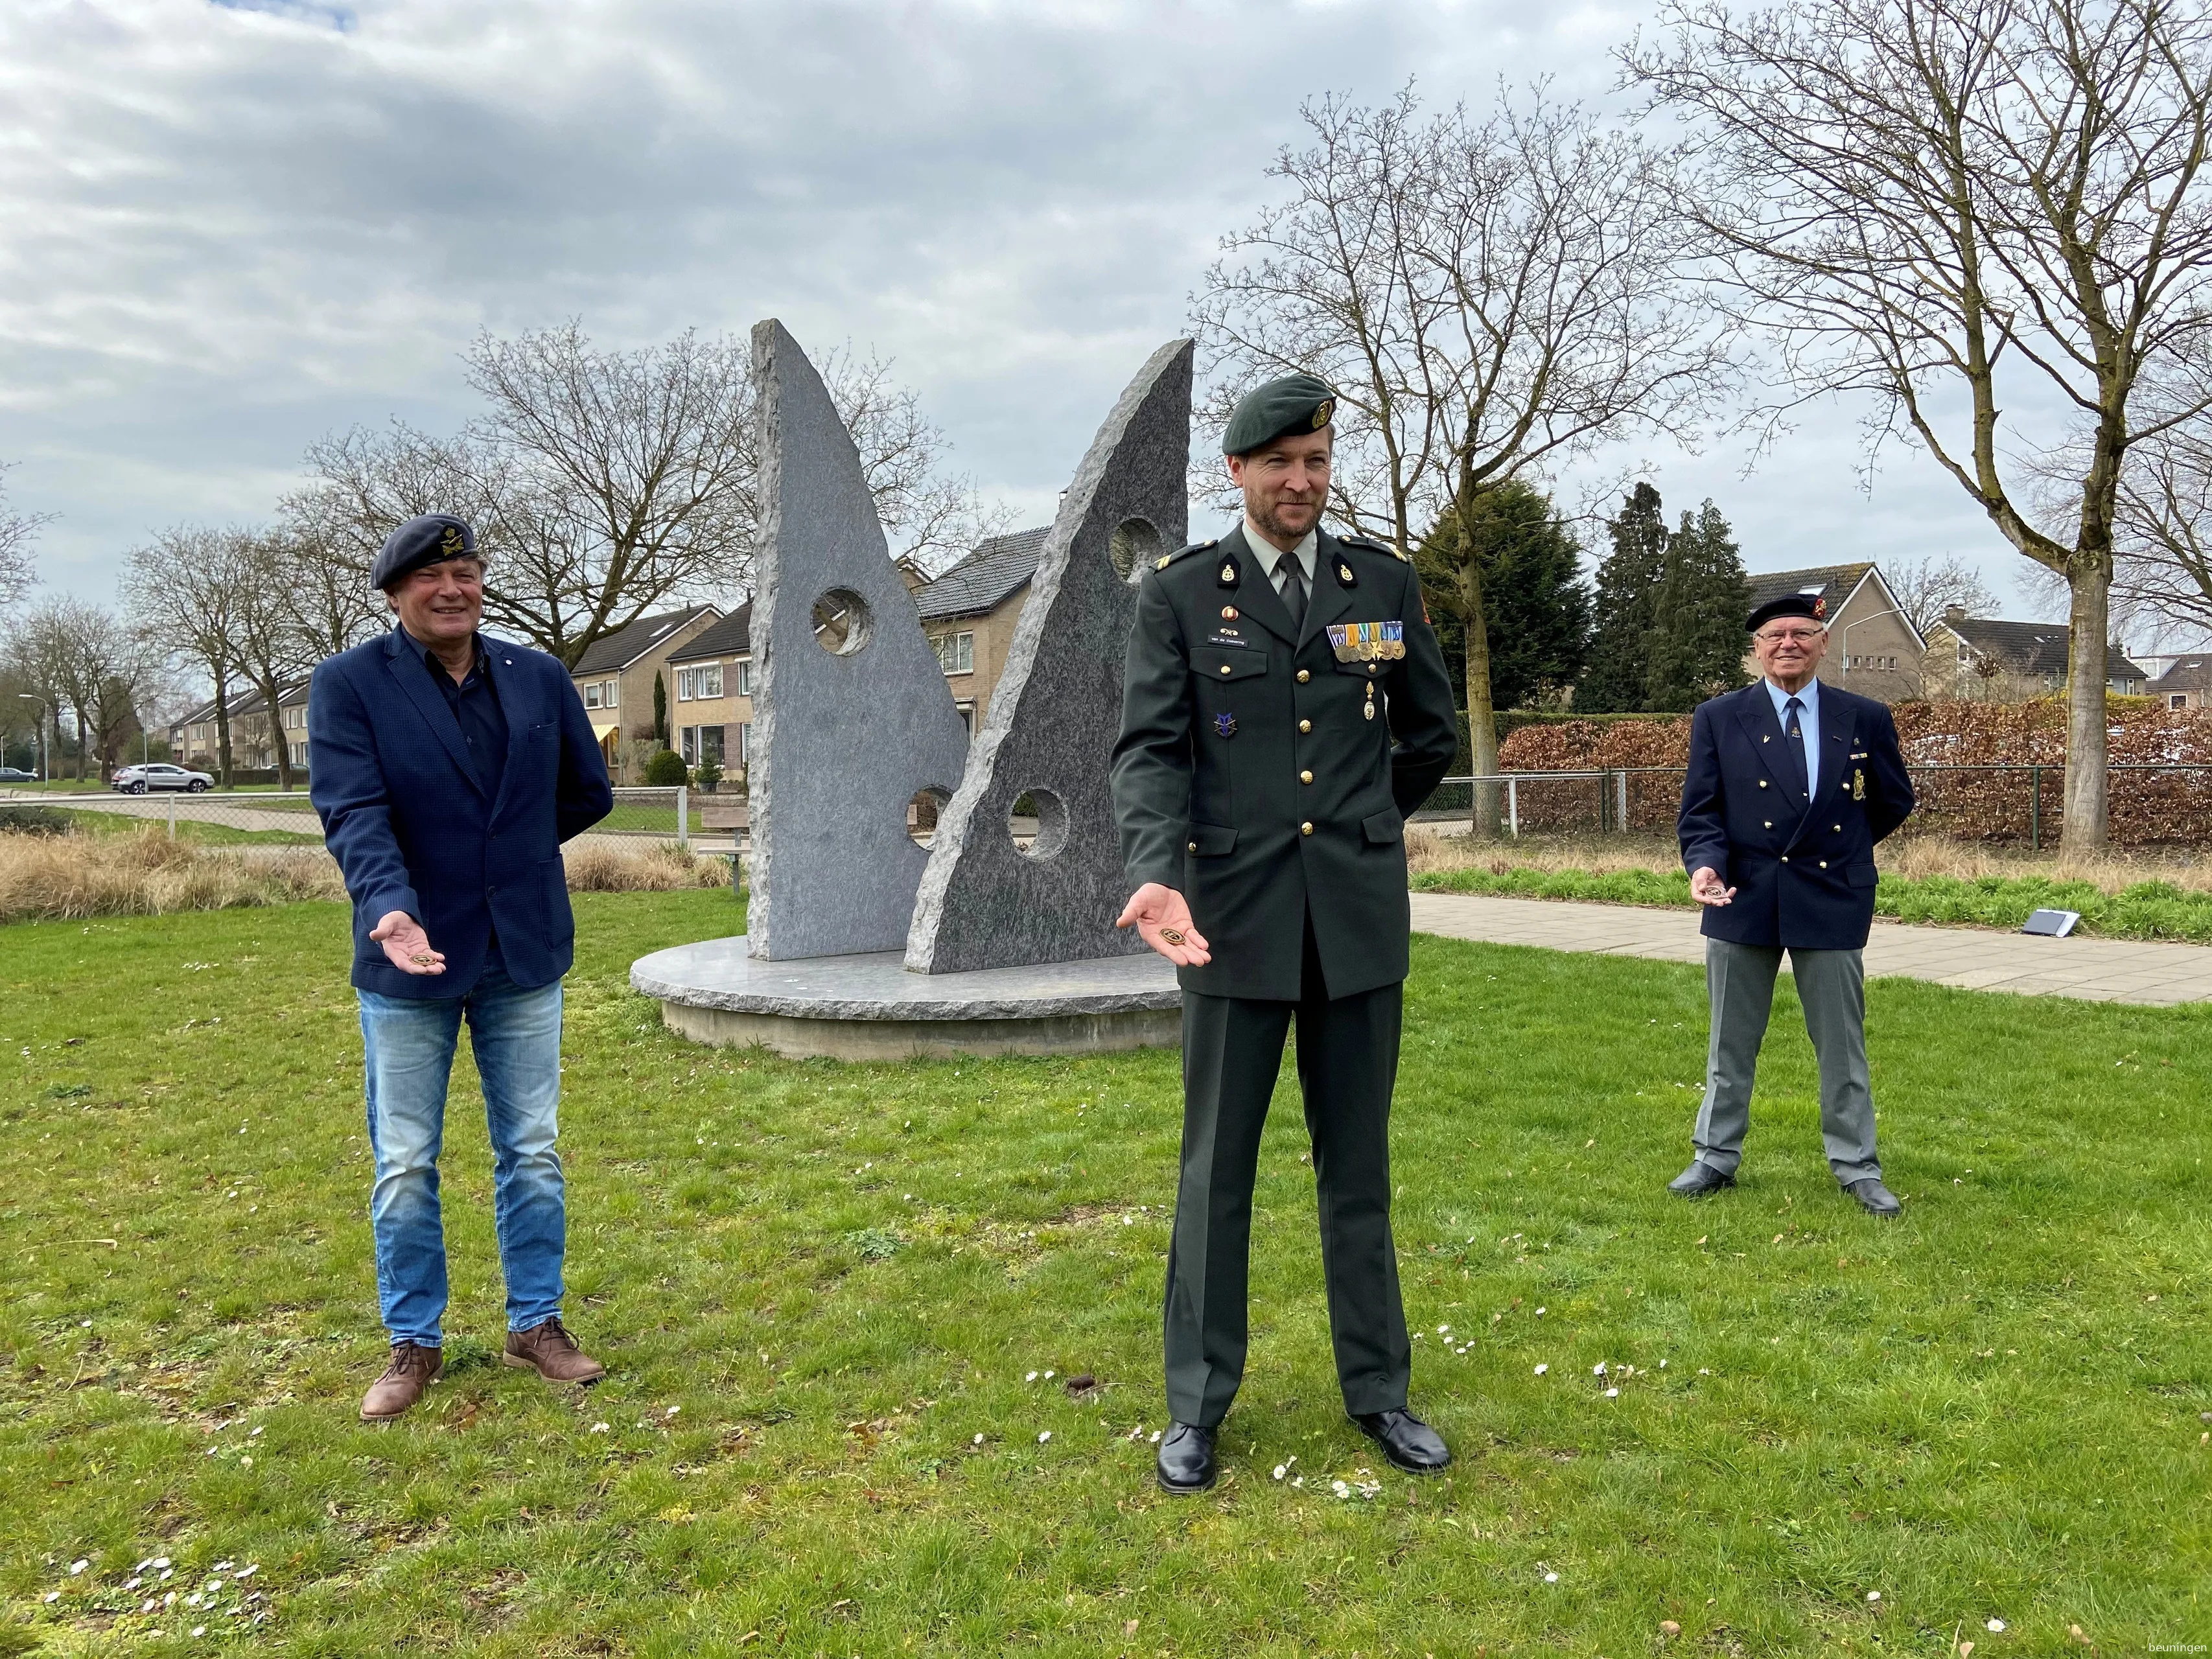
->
<box><xmin>1222</xmin><ymin>373</ymin><xmax>1338</xmax><ymax>456</ymax></box>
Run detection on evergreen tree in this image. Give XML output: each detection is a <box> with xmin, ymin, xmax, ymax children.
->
<box><xmin>653</xmin><ymin>671</ymin><xmax>668</xmax><ymax>744</ymax></box>
<box><xmin>1645</xmin><ymin>499</ymin><xmax>1752</xmax><ymax>711</ymax></box>
<box><xmin>1417</xmin><ymin>481</ymin><xmax>1590</xmax><ymax>712</ymax></box>
<box><xmin>1576</xmin><ymin>483</ymin><xmax>1669</xmax><ymax>712</ymax></box>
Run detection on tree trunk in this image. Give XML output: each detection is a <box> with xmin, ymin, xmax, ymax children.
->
<box><xmin>214</xmin><ymin>683</ymin><xmax>235</xmax><ymax>789</ymax></box>
<box><xmin>2062</xmin><ymin>566</ymin><xmax>2111</xmax><ymax>850</ymax></box>
<box><xmin>258</xmin><ymin>675</ymin><xmax>294</xmax><ymax>791</ymax></box>
<box><xmin>68</xmin><ymin>701</ymin><xmax>91</xmax><ymax>780</ymax></box>
<box><xmin>1457</xmin><ymin>556</ymin><xmax>1500</xmax><ymax>837</ymax></box>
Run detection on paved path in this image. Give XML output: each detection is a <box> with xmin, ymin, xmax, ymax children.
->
<box><xmin>1409</xmin><ymin>892</ymin><xmax>2212</xmax><ymax>1008</ymax></box>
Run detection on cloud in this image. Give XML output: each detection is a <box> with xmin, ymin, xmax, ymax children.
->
<box><xmin>0</xmin><ymin>0</ymin><xmax>2037</xmax><ymax>616</ymax></box>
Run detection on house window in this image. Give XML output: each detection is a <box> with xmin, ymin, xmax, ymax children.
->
<box><xmin>679</xmin><ymin>725</ymin><xmax>697</xmax><ymax>763</ymax></box>
<box><xmin>735</xmin><ymin>658</ymin><xmax>754</xmax><ymax>697</ymax></box>
<box><xmin>583</xmin><ymin>682</ymin><xmax>601</xmax><ymax>708</ymax></box>
<box><xmin>290</xmin><ymin>741</ymin><xmax>309</xmax><ymax>766</ymax></box>
<box><xmin>698</xmin><ymin>725</ymin><xmax>724</xmax><ymax>764</ymax></box>
<box><xmin>676</xmin><ymin>669</ymin><xmax>694</xmax><ymax>702</ymax></box>
<box><xmin>738</xmin><ymin>721</ymin><xmax>752</xmax><ymax>763</ymax></box>
<box><xmin>934</xmin><ymin>631</ymin><xmax>974</xmax><ymax>675</ymax></box>
<box><xmin>2173</xmin><ymin>694</ymin><xmax>2190</xmax><ymax>710</ymax></box>
<box><xmin>602</xmin><ymin>680</ymin><xmax>618</xmax><ymax>706</ymax></box>
<box><xmin>697</xmin><ymin>663</ymin><xmax>723</xmax><ymax>699</ymax></box>
<box><xmin>955</xmin><ymin>699</ymin><xmax>976</xmax><ymax>737</ymax></box>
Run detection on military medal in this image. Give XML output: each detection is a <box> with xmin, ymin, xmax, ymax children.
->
<box><xmin>1215</xmin><ymin>712</ymin><xmax>1237</xmax><ymax>739</ymax></box>
<box><xmin>1221</xmin><ymin>605</ymin><xmax>1238</xmax><ymax>620</ymax></box>
<box><xmin>1325</xmin><ymin>620</ymin><xmax>1407</xmax><ymax>663</ymax></box>
<box><xmin>1854</xmin><ymin>768</ymin><xmax>1865</xmax><ymax>800</ymax></box>
<box><xmin>1158</xmin><ymin>926</ymin><xmax>1185</xmax><ymax>946</ymax></box>
<box><xmin>1364</xmin><ymin>681</ymin><xmax>1376</xmax><ymax>721</ymax></box>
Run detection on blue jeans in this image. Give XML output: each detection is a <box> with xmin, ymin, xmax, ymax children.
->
<box><xmin>358</xmin><ymin>954</ymin><xmax>567</xmax><ymax>1347</ymax></box>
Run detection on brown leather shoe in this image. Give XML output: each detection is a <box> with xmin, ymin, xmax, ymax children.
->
<box><xmin>502</xmin><ymin>1317</ymin><xmax>607</xmax><ymax>1385</ymax></box>
<box><xmin>360</xmin><ymin>1341</ymin><xmax>443</xmax><ymax>1422</ymax></box>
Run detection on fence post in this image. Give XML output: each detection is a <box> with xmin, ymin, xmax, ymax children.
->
<box><xmin>675</xmin><ymin>785</ymin><xmax>689</xmax><ymax>852</ymax></box>
<box><xmin>2030</xmin><ymin>765</ymin><xmax>2041</xmax><ymax>852</ymax></box>
<box><xmin>1616</xmin><ymin>769</ymin><xmax>1629</xmax><ymax>835</ymax></box>
<box><xmin>1507</xmin><ymin>776</ymin><xmax>1520</xmax><ymax>839</ymax></box>
<box><xmin>168</xmin><ymin>793</ymin><xmax>178</xmax><ymax>842</ymax></box>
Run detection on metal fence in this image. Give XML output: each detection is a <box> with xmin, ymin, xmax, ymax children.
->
<box><xmin>0</xmin><ymin>785</ymin><xmax>705</xmax><ymax>849</ymax></box>
<box><xmin>1417</xmin><ymin>764</ymin><xmax>2212</xmax><ymax>848</ymax></box>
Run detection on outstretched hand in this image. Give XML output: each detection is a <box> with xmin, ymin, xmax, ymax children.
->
<box><xmin>1690</xmin><ymin>867</ymin><xmax>1736</xmax><ymax>908</ymax></box>
<box><xmin>372</xmin><ymin>909</ymin><xmax>447</xmax><ymax>975</ymax></box>
<box><xmin>1115</xmin><ymin>883</ymin><xmax>1211</xmax><ymax>966</ymax></box>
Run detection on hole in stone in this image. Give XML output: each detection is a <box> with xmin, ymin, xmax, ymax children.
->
<box><xmin>1110</xmin><ymin>517</ymin><xmax>1163</xmax><ymax>582</ymax></box>
<box><xmin>907</xmin><ymin>786</ymin><xmax>952</xmax><ymax>846</ymax></box>
<box><xmin>811</xmin><ymin>588</ymin><xmax>872</xmax><ymax>655</ymax></box>
<box><xmin>1009</xmin><ymin>787</ymin><xmax>1069</xmax><ymax>861</ymax></box>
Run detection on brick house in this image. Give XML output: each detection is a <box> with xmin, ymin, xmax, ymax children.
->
<box><xmin>1740</xmin><ymin>563</ymin><xmax>1926</xmax><ymax>702</ymax></box>
<box><xmin>1921</xmin><ymin>611</ymin><xmax>2150</xmax><ymax>701</ymax></box>
<box><xmin>564</xmin><ymin>605</ymin><xmax>722</xmax><ymax>780</ymax></box>
<box><xmin>662</xmin><ymin>603</ymin><xmax>753</xmax><ymax>779</ymax></box>
<box><xmin>169</xmin><ymin>679</ymin><xmax>312</xmax><ymax>772</ymax></box>
<box><xmin>911</xmin><ymin>528</ymin><xmax>1049</xmax><ymax>734</ymax></box>
<box><xmin>2147</xmin><ymin>653</ymin><xmax>2212</xmax><ymax>710</ymax></box>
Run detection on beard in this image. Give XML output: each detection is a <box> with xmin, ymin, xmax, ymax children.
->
<box><xmin>1252</xmin><ymin>492</ymin><xmax>1320</xmax><ymax>544</ymax></box>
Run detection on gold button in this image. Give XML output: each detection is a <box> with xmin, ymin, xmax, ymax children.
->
<box><xmin>1300</xmin><ymin>821</ymin><xmax>1313</xmax><ymax>835</ymax></box>
<box><xmin>1300</xmin><ymin>770</ymin><xmax>1313</xmax><ymax>784</ymax></box>
<box><xmin>1218</xmin><ymin>664</ymin><xmax>1231</xmax><ymax>675</ymax></box>
<box><xmin>1368</xmin><ymin>663</ymin><xmax>1378</xmax><ymax>675</ymax></box>
<box><xmin>1764</xmin><ymin>820</ymin><xmax>1772</xmax><ymax>828</ymax></box>
<box><xmin>1299</xmin><ymin>719</ymin><xmax>1311</xmax><ymax>733</ymax></box>
<box><xmin>1758</xmin><ymin>780</ymin><xmax>1769</xmax><ymax>789</ymax></box>
<box><xmin>1819</xmin><ymin>860</ymin><xmax>1828</xmax><ymax>868</ymax></box>
<box><xmin>1780</xmin><ymin>855</ymin><xmax>1789</xmax><ymax>863</ymax></box>
<box><xmin>1834</xmin><ymin>824</ymin><xmax>1842</xmax><ymax>831</ymax></box>
<box><xmin>1297</xmin><ymin>669</ymin><xmax>1310</xmax><ymax>683</ymax></box>
<box><xmin>1187</xmin><ymin>842</ymin><xmax>1196</xmax><ymax>852</ymax></box>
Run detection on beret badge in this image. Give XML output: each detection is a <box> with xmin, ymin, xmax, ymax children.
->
<box><xmin>1311</xmin><ymin>397</ymin><xmax>1334</xmax><ymax>430</ymax></box>
<box><xmin>1813</xmin><ymin>596</ymin><xmax>1828</xmax><ymax>619</ymax></box>
<box><xmin>440</xmin><ymin>526</ymin><xmax>465</xmax><ymax>557</ymax></box>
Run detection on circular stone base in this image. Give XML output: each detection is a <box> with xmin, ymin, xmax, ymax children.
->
<box><xmin>631</xmin><ymin>934</ymin><xmax>1182</xmax><ymax>1060</ymax></box>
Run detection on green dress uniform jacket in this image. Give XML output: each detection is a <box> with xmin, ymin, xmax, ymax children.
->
<box><xmin>1111</xmin><ymin>523</ymin><xmax>1459</xmax><ymax>1001</ymax></box>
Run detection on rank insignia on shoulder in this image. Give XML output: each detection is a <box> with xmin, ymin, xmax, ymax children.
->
<box><xmin>1325</xmin><ymin>619</ymin><xmax>1407</xmax><ymax>662</ymax></box>
<box><xmin>1156</xmin><ymin>555</ymin><xmax>1171</xmax><ymax>570</ymax></box>
<box><xmin>1214</xmin><ymin>712</ymin><xmax>1237</xmax><ymax>739</ymax></box>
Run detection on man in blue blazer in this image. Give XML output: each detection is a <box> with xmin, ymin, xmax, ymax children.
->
<box><xmin>310</xmin><ymin>513</ymin><xmax>613</xmax><ymax>1421</ymax></box>
<box><xmin>1673</xmin><ymin>592</ymin><xmax>1915</xmax><ymax>1216</ymax></box>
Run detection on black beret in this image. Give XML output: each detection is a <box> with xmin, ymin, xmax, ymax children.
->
<box><xmin>1747</xmin><ymin>591</ymin><xmax>1828</xmax><ymax>632</ymax></box>
<box><xmin>1223</xmin><ymin>373</ymin><xmax>1338</xmax><ymax>456</ymax></box>
<box><xmin>371</xmin><ymin>513</ymin><xmax>479</xmax><ymax>590</ymax></box>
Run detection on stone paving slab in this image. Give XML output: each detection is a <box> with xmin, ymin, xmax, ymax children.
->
<box><xmin>1408</xmin><ymin>892</ymin><xmax>2212</xmax><ymax>1008</ymax></box>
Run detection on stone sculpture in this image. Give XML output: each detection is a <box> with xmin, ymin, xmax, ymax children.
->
<box><xmin>745</xmin><ymin>318</ymin><xmax>972</xmax><ymax>960</ymax></box>
<box><xmin>903</xmin><ymin>338</ymin><xmax>1193</xmax><ymax>973</ymax></box>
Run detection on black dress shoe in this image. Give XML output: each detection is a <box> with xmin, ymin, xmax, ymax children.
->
<box><xmin>1668</xmin><ymin>1161</ymin><xmax>1736</xmax><ymax>1198</ymax></box>
<box><xmin>1351</xmin><ymin>1407</ymin><xmax>1450</xmax><ymax>1475</ymax></box>
<box><xmin>1844</xmin><ymin>1178</ymin><xmax>1902</xmax><ymax>1217</ymax></box>
<box><xmin>1155</xmin><ymin>1421</ymin><xmax>1217</xmax><ymax>1494</ymax></box>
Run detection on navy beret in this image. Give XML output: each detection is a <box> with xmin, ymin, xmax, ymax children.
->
<box><xmin>372</xmin><ymin>513</ymin><xmax>479</xmax><ymax>590</ymax></box>
<box><xmin>1747</xmin><ymin>592</ymin><xmax>1828</xmax><ymax>632</ymax></box>
<box><xmin>1223</xmin><ymin>373</ymin><xmax>1338</xmax><ymax>456</ymax></box>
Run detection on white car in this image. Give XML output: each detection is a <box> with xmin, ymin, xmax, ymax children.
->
<box><xmin>112</xmin><ymin>763</ymin><xmax>214</xmax><ymax>795</ymax></box>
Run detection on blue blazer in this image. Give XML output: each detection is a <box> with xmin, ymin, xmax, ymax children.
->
<box><xmin>1677</xmin><ymin>680</ymin><xmax>1914</xmax><ymax>950</ymax></box>
<box><xmin>309</xmin><ymin>628</ymin><xmax>613</xmax><ymax>998</ymax></box>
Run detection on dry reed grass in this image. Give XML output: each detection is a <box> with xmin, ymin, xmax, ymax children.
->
<box><xmin>1404</xmin><ymin>822</ymin><xmax>2212</xmax><ymax>896</ymax></box>
<box><xmin>0</xmin><ymin>830</ymin><xmax>730</xmax><ymax>924</ymax></box>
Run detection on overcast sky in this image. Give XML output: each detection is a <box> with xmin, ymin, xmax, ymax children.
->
<box><xmin>0</xmin><ymin>0</ymin><xmax>2058</xmax><ymax>623</ymax></box>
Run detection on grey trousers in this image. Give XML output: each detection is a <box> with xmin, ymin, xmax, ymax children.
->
<box><xmin>1692</xmin><ymin>938</ymin><xmax>1882</xmax><ymax>1185</ymax></box>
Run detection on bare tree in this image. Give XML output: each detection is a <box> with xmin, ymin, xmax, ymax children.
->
<box><xmin>1193</xmin><ymin>84</ymin><xmax>1729</xmax><ymax>829</ymax></box>
<box><xmin>1631</xmin><ymin>0</ymin><xmax>2212</xmax><ymax>847</ymax></box>
<box><xmin>123</xmin><ymin>527</ymin><xmax>251</xmax><ymax>786</ymax></box>
<box><xmin>13</xmin><ymin>597</ymin><xmax>161</xmax><ymax>779</ymax></box>
<box><xmin>0</xmin><ymin>463</ymin><xmax>49</xmax><ymax>614</ymax></box>
<box><xmin>290</xmin><ymin>325</ymin><xmax>998</xmax><ymax>664</ymax></box>
<box><xmin>1886</xmin><ymin>551</ymin><xmax>2002</xmax><ymax>634</ymax></box>
<box><xmin>227</xmin><ymin>533</ymin><xmax>320</xmax><ymax>789</ymax></box>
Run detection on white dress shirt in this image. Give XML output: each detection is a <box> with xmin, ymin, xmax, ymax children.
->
<box><xmin>1763</xmin><ymin>675</ymin><xmax>1821</xmax><ymax>800</ymax></box>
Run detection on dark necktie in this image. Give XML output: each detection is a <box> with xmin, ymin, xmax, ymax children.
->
<box><xmin>1784</xmin><ymin>696</ymin><xmax>1809</xmax><ymax>798</ymax></box>
<box><xmin>1275</xmin><ymin>550</ymin><xmax>1307</xmax><ymax>631</ymax></box>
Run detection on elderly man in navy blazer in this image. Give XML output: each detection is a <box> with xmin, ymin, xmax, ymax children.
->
<box><xmin>1673</xmin><ymin>592</ymin><xmax>1915</xmax><ymax>1217</ymax></box>
<box><xmin>310</xmin><ymin>514</ymin><xmax>613</xmax><ymax>1421</ymax></box>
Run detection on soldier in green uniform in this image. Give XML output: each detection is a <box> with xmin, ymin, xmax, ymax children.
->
<box><xmin>1110</xmin><ymin>373</ymin><xmax>1461</xmax><ymax>1493</ymax></box>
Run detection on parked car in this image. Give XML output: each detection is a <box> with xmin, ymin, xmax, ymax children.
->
<box><xmin>0</xmin><ymin>765</ymin><xmax>36</xmax><ymax>783</ymax></box>
<box><xmin>111</xmin><ymin>763</ymin><xmax>214</xmax><ymax>795</ymax></box>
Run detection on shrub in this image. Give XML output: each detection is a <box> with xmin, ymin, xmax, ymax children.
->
<box><xmin>0</xmin><ymin>805</ymin><xmax>72</xmax><ymax>837</ymax></box>
<box><xmin>561</xmin><ymin>841</ymin><xmax>730</xmax><ymax>892</ymax></box>
<box><xmin>693</xmin><ymin>754</ymin><xmax>723</xmax><ymax>793</ymax></box>
<box><xmin>642</xmin><ymin>749</ymin><xmax>689</xmax><ymax>787</ymax></box>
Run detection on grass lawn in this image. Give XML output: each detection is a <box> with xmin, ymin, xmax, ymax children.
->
<box><xmin>47</xmin><ymin>809</ymin><xmax>325</xmax><ymax>848</ymax></box>
<box><xmin>1</xmin><ymin>893</ymin><xmax>2207</xmax><ymax>1655</ymax></box>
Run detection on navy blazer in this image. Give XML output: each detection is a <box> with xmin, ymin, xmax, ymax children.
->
<box><xmin>1677</xmin><ymin>680</ymin><xmax>1913</xmax><ymax>950</ymax></box>
<box><xmin>309</xmin><ymin>628</ymin><xmax>613</xmax><ymax>998</ymax></box>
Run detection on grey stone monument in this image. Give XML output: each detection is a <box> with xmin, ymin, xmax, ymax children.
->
<box><xmin>745</xmin><ymin>318</ymin><xmax>972</xmax><ymax>960</ymax></box>
<box><xmin>904</xmin><ymin>338</ymin><xmax>1193</xmax><ymax>974</ymax></box>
